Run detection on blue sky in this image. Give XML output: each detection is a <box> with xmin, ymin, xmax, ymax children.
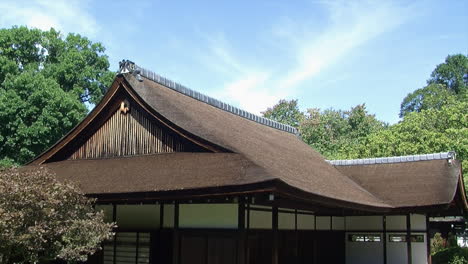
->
<box><xmin>0</xmin><ymin>1</ymin><xmax>467</xmax><ymax>124</ymax></box>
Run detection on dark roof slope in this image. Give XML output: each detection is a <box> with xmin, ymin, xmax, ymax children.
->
<box><xmin>121</xmin><ymin>72</ymin><xmax>392</xmax><ymax>210</ymax></box>
<box><xmin>27</xmin><ymin>61</ymin><xmax>466</xmax><ymax>213</ymax></box>
<box><xmin>332</xmin><ymin>158</ymin><xmax>465</xmax><ymax>208</ymax></box>
<box><xmin>43</xmin><ymin>153</ymin><xmax>269</xmax><ymax>195</ymax></box>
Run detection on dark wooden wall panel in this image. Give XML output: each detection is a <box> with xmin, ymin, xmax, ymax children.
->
<box><xmin>70</xmin><ymin>102</ymin><xmax>205</xmax><ymax>159</ymax></box>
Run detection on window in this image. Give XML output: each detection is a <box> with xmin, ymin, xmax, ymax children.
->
<box><xmin>103</xmin><ymin>232</ymin><xmax>150</xmax><ymax>264</ymax></box>
<box><xmin>348</xmin><ymin>234</ymin><xmax>381</xmax><ymax>242</ymax></box>
<box><xmin>389</xmin><ymin>234</ymin><xmax>424</xmax><ymax>243</ymax></box>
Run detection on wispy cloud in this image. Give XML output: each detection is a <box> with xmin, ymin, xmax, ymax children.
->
<box><xmin>278</xmin><ymin>1</ymin><xmax>412</xmax><ymax>89</ymax></box>
<box><xmin>0</xmin><ymin>0</ymin><xmax>98</xmax><ymax>37</ymax></box>
<box><xmin>202</xmin><ymin>0</ymin><xmax>413</xmax><ymax>114</ymax></box>
<box><xmin>202</xmin><ymin>35</ymin><xmax>287</xmax><ymax>114</ymax></box>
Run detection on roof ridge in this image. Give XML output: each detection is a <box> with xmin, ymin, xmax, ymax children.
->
<box><xmin>118</xmin><ymin>60</ymin><xmax>298</xmax><ymax>135</ymax></box>
<box><xmin>326</xmin><ymin>151</ymin><xmax>456</xmax><ymax>166</ymax></box>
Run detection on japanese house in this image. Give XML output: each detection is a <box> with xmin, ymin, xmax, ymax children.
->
<box><xmin>28</xmin><ymin>60</ymin><xmax>467</xmax><ymax>264</ymax></box>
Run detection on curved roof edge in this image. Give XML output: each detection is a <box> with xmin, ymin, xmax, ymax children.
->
<box><xmin>327</xmin><ymin>151</ymin><xmax>456</xmax><ymax>166</ymax></box>
<box><xmin>118</xmin><ymin>60</ymin><xmax>299</xmax><ymax>135</ymax></box>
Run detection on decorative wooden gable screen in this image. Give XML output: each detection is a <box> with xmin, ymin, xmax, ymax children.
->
<box><xmin>70</xmin><ymin>100</ymin><xmax>207</xmax><ymax>159</ymax></box>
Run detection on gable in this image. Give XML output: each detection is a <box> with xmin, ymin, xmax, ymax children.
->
<box><xmin>30</xmin><ymin>77</ymin><xmax>225</xmax><ymax>165</ymax></box>
<box><xmin>70</xmin><ymin>98</ymin><xmax>208</xmax><ymax>160</ymax></box>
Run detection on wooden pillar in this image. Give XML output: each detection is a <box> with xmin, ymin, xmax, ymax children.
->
<box><xmin>406</xmin><ymin>214</ymin><xmax>412</xmax><ymax>264</ymax></box>
<box><xmin>295</xmin><ymin>209</ymin><xmax>298</xmax><ymax>263</ymax></box>
<box><xmin>383</xmin><ymin>216</ymin><xmax>387</xmax><ymax>264</ymax></box>
<box><xmin>173</xmin><ymin>202</ymin><xmax>180</xmax><ymax>264</ymax></box>
<box><xmin>135</xmin><ymin>232</ymin><xmax>140</xmax><ymax>263</ymax></box>
<box><xmin>238</xmin><ymin>199</ymin><xmax>246</xmax><ymax>264</ymax></box>
<box><xmin>272</xmin><ymin>206</ymin><xmax>279</xmax><ymax>264</ymax></box>
<box><xmin>113</xmin><ymin>204</ymin><xmax>117</xmax><ymax>264</ymax></box>
<box><xmin>426</xmin><ymin>215</ymin><xmax>431</xmax><ymax>264</ymax></box>
<box><xmin>160</xmin><ymin>204</ymin><xmax>164</xmax><ymax>229</ymax></box>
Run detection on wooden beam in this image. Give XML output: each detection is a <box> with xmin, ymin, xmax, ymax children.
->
<box><xmin>406</xmin><ymin>214</ymin><xmax>412</xmax><ymax>264</ymax></box>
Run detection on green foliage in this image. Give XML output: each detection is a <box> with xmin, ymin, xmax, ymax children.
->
<box><xmin>353</xmin><ymin>101</ymin><xmax>468</xmax><ymax>178</ymax></box>
<box><xmin>432</xmin><ymin>232</ymin><xmax>447</xmax><ymax>255</ymax></box>
<box><xmin>262</xmin><ymin>99</ymin><xmax>305</xmax><ymax>128</ymax></box>
<box><xmin>449</xmin><ymin>255</ymin><xmax>468</xmax><ymax>264</ymax></box>
<box><xmin>0</xmin><ymin>26</ymin><xmax>114</xmax><ymax>165</ymax></box>
<box><xmin>300</xmin><ymin>104</ymin><xmax>386</xmax><ymax>159</ymax></box>
<box><xmin>428</xmin><ymin>54</ymin><xmax>468</xmax><ymax>95</ymax></box>
<box><xmin>400</xmin><ymin>54</ymin><xmax>467</xmax><ymax>117</ymax></box>
<box><xmin>262</xmin><ymin>53</ymin><xmax>467</xmax><ymax>189</ymax></box>
<box><xmin>0</xmin><ymin>167</ymin><xmax>114</xmax><ymax>263</ymax></box>
<box><xmin>400</xmin><ymin>83</ymin><xmax>457</xmax><ymax>117</ymax></box>
<box><xmin>432</xmin><ymin>247</ymin><xmax>468</xmax><ymax>264</ymax></box>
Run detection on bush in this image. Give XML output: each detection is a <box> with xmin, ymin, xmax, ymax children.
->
<box><xmin>0</xmin><ymin>167</ymin><xmax>115</xmax><ymax>263</ymax></box>
<box><xmin>433</xmin><ymin>247</ymin><xmax>468</xmax><ymax>264</ymax></box>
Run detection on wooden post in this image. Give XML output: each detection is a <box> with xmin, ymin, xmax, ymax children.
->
<box><xmin>160</xmin><ymin>204</ymin><xmax>164</xmax><ymax>229</ymax></box>
<box><xmin>113</xmin><ymin>204</ymin><xmax>117</xmax><ymax>264</ymax></box>
<box><xmin>238</xmin><ymin>199</ymin><xmax>246</xmax><ymax>264</ymax></box>
<box><xmin>383</xmin><ymin>216</ymin><xmax>387</xmax><ymax>264</ymax></box>
<box><xmin>173</xmin><ymin>202</ymin><xmax>180</xmax><ymax>264</ymax></box>
<box><xmin>426</xmin><ymin>215</ymin><xmax>431</xmax><ymax>264</ymax></box>
<box><xmin>406</xmin><ymin>214</ymin><xmax>412</xmax><ymax>264</ymax></box>
<box><xmin>272</xmin><ymin>206</ymin><xmax>279</xmax><ymax>264</ymax></box>
<box><xmin>295</xmin><ymin>209</ymin><xmax>298</xmax><ymax>262</ymax></box>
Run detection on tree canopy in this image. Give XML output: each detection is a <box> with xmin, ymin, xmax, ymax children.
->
<box><xmin>0</xmin><ymin>26</ymin><xmax>114</xmax><ymax>166</ymax></box>
<box><xmin>300</xmin><ymin>104</ymin><xmax>386</xmax><ymax>159</ymax></box>
<box><xmin>262</xmin><ymin>53</ymin><xmax>467</xmax><ymax>186</ymax></box>
<box><xmin>400</xmin><ymin>54</ymin><xmax>467</xmax><ymax>117</ymax></box>
<box><xmin>0</xmin><ymin>167</ymin><xmax>114</xmax><ymax>263</ymax></box>
<box><xmin>262</xmin><ymin>99</ymin><xmax>304</xmax><ymax>128</ymax></box>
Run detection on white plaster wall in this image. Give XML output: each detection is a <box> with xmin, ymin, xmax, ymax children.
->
<box><xmin>411</xmin><ymin>214</ymin><xmax>426</xmax><ymax>230</ymax></box>
<box><xmin>332</xmin><ymin>216</ymin><xmax>345</xmax><ymax>230</ymax></box>
<box><xmin>346</xmin><ymin>232</ymin><xmax>383</xmax><ymax>264</ymax></box>
<box><xmin>297</xmin><ymin>214</ymin><xmax>315</xmax><ymax>230</ymax></box>
<box><xmin>116</xmin><ymin>204</ymin><xmax>160</xmax><ymax>229</ymax></box>
<box><xmin>386</xmin><ymin>215</ymin><xmax>406</xmax><ymax>230</ymax></box>
<box><xmin>316</xmin><ymin>216</ymin><xmax>331</xmax><ymax>230</ymax></box>
<box><xmin>179</xmin><ymin>204</ymin><xmax>237</xmax><ymax>228</ymax></box>
<box><xmin>250</xmin><ymin>209</ymin><xmax>272</xmax><ymax>229</ymax></box>
<box><xmin>386</xmin><ymin>233</ymin><xmax>427</xmax><ymax>264</ymax></box>
<box><xmin>387</xmin><ymin>233</ymin><xmax>407</xmax><ymax>264</ymax></box>
<box><xmin>163</xmin><ymin>204</ymin><xmax>174</xmax><ymax>228</ymax></box>
<box><xmin>412</xmin><ymin>233</ymin><xmax>427</xmax><ymax>264</ymax></box>
<box><xmin>95</xmin><ymin>205</ymin><xmax>113</xmax><ymax>223</ymax></box>
<box><xmin>346</xmin><ymin>216</ymin><xmax>382</xmax><ymax>230</ymax></box>
<box><xmin>278</xmin><ymin>212</ymin><xmax>295</xmax><ymax>230</ymax></box>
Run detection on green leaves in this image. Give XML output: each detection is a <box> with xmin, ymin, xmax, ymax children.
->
<box><xmin>262</xmin><ymin>99</ymin><xmax>305</xmax><ymax>128</ymax></box>
<box><xmin>429</xmin><ymin>54</ymin><xmax>468</xmax><ymax>95</ymax></box>
<box><xmin>401</xmin><ymin>54</ymin><xmax>467</xmax><ymax>117</ymax></box>
<box><xmin>0</xmin><ymin>26</ymin><xmax>114</xmax><ymax>165</ymax></box>
<box><xmin>0</xmin><ymin>167</ymin><xmax>114</xmax><ymax>263</ymax></box>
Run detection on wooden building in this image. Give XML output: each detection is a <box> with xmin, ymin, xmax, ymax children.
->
<box><xmin>28</xmin><ymin>60</ymin><xmax>467</xmax><ymax>264</ymax></box>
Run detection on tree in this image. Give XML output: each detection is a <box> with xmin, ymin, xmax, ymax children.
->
<box><xmin>300</xmin><ymin>104</ymin><xmax>386</xmax><ymax>159</ymax></box>
<box><xmin>428</xmin><ymin>54</ymin><xmax>468</xmax><ymax>94</ymax></box>
<box><xmin>0</xmin><ymin>167</ymin><xmax>114</xmax><ymax>263</ymax></box>
<box><xmin>354</xmin><ymin>100</ymin><xmax>467</xmax><ymax>180</ymax></box>
<box><xmin>261</xmin><ymin>99</ymin><xmax>305</xmax><ymax>128</ymax></box>
<box><xmin>400</xmin><ymin>54</ymin><xmax>467</xmax><ymax>117</ymax></box>
<box><xmin>399</xmin><ymin>83</ymin><xmax>457</xmax><ymax>117</ymax></box>
<box><xmin>0</xmin><ymin>26</ymin><xmax>115</xmax><ymax>166</ymax></box>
